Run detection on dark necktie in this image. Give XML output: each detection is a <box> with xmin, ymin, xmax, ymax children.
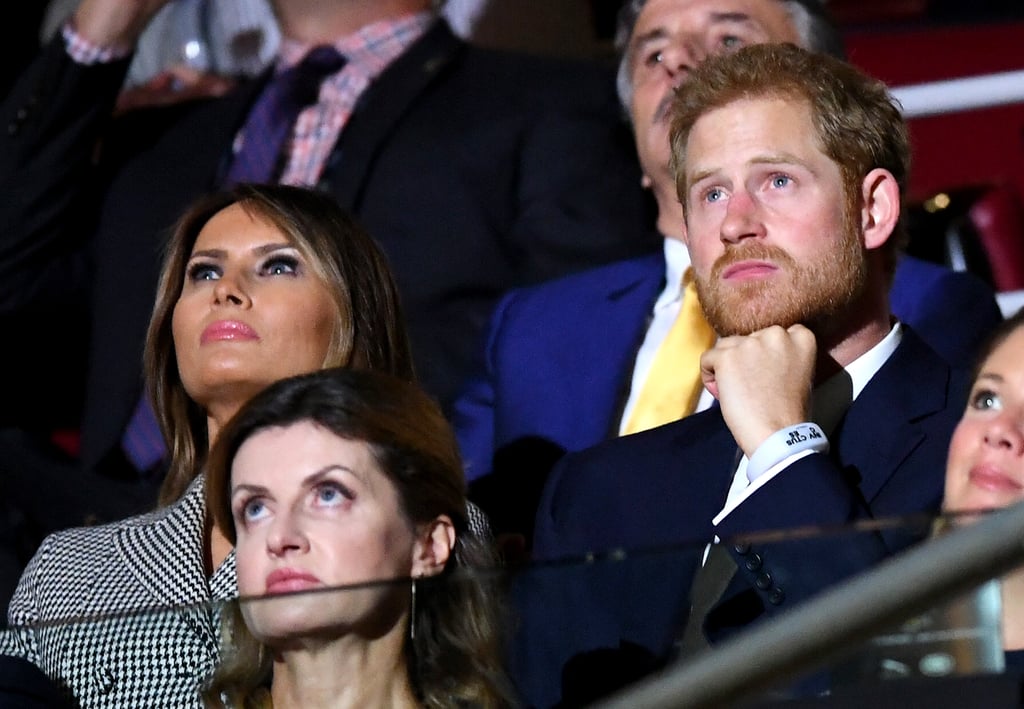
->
<box><xmin>224</xmin><ymin>45</ymin><xmax>346</xmax><ymax>185</ymax></box>
<box><xmin>676</xmin><ymin>542</ymin><xmax>738</xmax><ymax>659</ymax></box>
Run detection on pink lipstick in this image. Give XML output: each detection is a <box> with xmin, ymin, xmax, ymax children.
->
<box><xmin>265</xmin><ymin>568</ymin><xmax>321</xmax><ymax>595</ymax></box>
<box><xmin>968</xmin><ymin>464</ymin><xmax>1024</xmax><ymax>493</ymax></box>
<box><xmin>201</xmin><ymin>320</ymin><xmax>259</xmax><ymax>345</ymax></box>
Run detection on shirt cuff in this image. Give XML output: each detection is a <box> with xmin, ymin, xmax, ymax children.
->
<box><xmin>62</xmin><ymin>20</ymin><xmax>133</xmax><ymax>65</ymax></box>
<box><xmin>747</xmin><ymin>423</ymin><xmax>829</xmax><ymax>483</ymax></box>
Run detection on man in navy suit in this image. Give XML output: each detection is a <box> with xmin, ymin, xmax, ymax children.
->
<box><xmin>454</xmin><ymin>0</ymin><xmax>1000</xmax><ymax>539</ymax></box>
<box><xmin>510</xmin><ymin>42</ymin><xmax>971</xmax><ymax>707</ymax></box>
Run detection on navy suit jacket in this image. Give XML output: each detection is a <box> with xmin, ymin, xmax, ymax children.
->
<box><xmin>454</xmin><ymin>249</ymin><xmax>1001</xmax><ymax>491</ymax></box>
<box><xmin>509</xmin><ymin>328</ymin><xmax>968</xmax><ymax>707</ymax></box>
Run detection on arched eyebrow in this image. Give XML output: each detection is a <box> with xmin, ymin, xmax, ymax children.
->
<box><xmin>188</xmin><ymin>242</ymin><xmax>296</xmax><ymax>261</ymax></box>
<box><xmin>229</xmin><ymin>464</ymin><xmax>365</xmax><ymax>502</ymax></box>
<box><xmin>975</xmin><ymin>372</ymin><xmax>1005</xmax><ymax>386</ymax></box>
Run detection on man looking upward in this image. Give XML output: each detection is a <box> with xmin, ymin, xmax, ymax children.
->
<box><xmin>455</xmin><ymin>0</ymin><xmax>1000</xmax><ymax>541</ymax></box>
<box><xmin>511</xmin><ymin>41</ymin><xmax>971</xmax><ymax>707</ymax></box>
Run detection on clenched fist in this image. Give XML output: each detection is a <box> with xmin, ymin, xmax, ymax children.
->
<box><xmin>700</xmin><ymin>324</ymin><xmax>817</xmax><ymax>457</ymax></box>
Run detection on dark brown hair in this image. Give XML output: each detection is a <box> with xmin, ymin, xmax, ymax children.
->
<box><xmin>144</xmin><ymin>184</ymin><xmax>415</xmax><ymax>506</ymax></box>
<box><xmin>203</xmin><ymin>368</ymin><xmax>513</xmax><ymax>708</ymax></box>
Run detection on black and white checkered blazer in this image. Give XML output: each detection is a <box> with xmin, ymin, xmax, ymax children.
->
<box><xmin>1</xmin><ymin>477</ymin><xmax>236</xmax><ymax>708</ymax></box>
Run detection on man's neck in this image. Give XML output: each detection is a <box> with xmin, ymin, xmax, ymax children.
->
<box><xmin>275</xmin><ymin>0</ymin><xmax>432</xmax><ymax>43</ymax></box>
<box><xmin>653</xmin><ymin>182</ymin><xmax>685</xmax><ymax>242</ymax></box>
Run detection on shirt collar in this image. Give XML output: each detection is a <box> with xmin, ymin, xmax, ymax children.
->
<box><xmin>813</xmin><ymin>321</ymin><xmax>903</xmax><ymax>436</ymax></box>
<box><xmin>276</xmin><ymin>10</ymin><xmax>434</xmax><ymax>72</ymax></box>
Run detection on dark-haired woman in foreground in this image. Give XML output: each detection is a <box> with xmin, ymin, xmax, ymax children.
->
<box><xmin>204</xmin><ymin>368</ymin><xmax>513</xmax><ymax>708</ymax></box>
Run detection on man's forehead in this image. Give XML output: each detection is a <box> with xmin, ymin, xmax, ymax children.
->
<box><xmin>632</xmin><ymin>0</ymin><xmax>795</xmax><ymax>41</ymax></box>
<box><xmin>682</xmin><ymin>97</ymin><xmax>821</xmax><ymax>179</ymax></box>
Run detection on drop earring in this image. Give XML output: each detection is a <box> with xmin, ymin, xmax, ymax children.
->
<box><xmin>409</xmin><ymin>575</ymin><xmax>418</xmax><ymax>641</ymax></box>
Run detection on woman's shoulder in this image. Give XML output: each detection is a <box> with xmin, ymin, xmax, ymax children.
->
<box><xmin>27</xmin><ymin>488</ymin><xmax>202</xmax><ymax>580</ymax></box>
<box><xmin>37</xmin><ymin>504</ymin><xmax>178</xmax><ymax>553</ymax></box>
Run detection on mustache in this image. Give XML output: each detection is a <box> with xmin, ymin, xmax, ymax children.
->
<box><xmin>710</xmin><ymin>243</ymin><xmax>795</xmax><ymax>279</ymax></box>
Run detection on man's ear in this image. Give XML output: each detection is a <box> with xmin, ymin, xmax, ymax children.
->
<box><xmin>859</xmin><ymin>168</ymin><xmax>900</xmax><ymax>250</ymax></box>
<box><xmin>411</xmin><ymin>515</ymin><xmax>456</xmax><ymax>578</ymax></box>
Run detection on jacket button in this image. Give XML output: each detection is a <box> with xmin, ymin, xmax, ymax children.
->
<box><xmin>769</xmin><ymin>587</ymin><xmax>786</xmax><ymax>605</ymax></box>
<box><xmin>755</xmin><ymin>572</ymin><xmax>772</xmax><ymax>590</ymax></box>
<box><xmin>744</xmin><ymin>553</ymin><xmax>763</xmax><ymax>571</ymax></box>
<box><xmin>733</xmin><ymin>542</ymin><xmax>750</xmax><ymax>555</ymax></box>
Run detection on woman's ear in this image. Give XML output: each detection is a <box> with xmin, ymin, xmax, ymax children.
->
<box><xmin>411</xmin><ymin>515</ymin><xmax>456</xmax><ymax>578</ymax></box>
<box><xmin>859</xmin><ymin>167</ymin><xmax>901</xmax><ymax>251</ymax></box>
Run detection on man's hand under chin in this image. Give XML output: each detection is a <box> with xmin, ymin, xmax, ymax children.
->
<box><xmin>700</xmin><ymin>323</ymin><xmax>817</xmax><ymax>457</ymax></box>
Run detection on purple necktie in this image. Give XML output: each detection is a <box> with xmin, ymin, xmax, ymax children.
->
<box><xmin>224</xmin><ymin>45</ymin><xmax>346</xmax><ymax>185</ymax></box>
<box><xmin>121</xmin><ymin>395</ymin><xmax>166</xmax><ymax>474</ymax></box>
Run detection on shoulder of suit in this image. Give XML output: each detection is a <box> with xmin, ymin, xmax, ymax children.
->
<box><xmin>508</xmin><ymin>252</ymin><xmax>663</xmax><ymax>303</ymax></box>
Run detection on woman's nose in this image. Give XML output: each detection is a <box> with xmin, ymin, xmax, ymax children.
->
<box><xmin>212</xmin><ymin>274</ymin><xmax>252</xmax><ymax>307</ymax></box>
<box><xmin>984</xmin><ymin>413</ymin><xmax>1024</xmax><ymax>456</ymax></box>
<box><xmin>267</xmin><ymin>513</ymin><xmax>309</xmax><ymax>556</ymax></box>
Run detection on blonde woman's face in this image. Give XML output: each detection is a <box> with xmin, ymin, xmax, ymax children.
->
<box><xmin>945</xmin><ymin>327</ymin><xmax>1024</xmax><ymax>522</ymax></box>
<box><xmin>171</xmin><ymin>204</ymin><xmax>338</xmax><ymax>413</ymax></box>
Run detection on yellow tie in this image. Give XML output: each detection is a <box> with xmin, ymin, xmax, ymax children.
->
<box><xmin>622</xmin><ymin>268</ymin><xmax>717</xmax><ymax>435</ymax></box>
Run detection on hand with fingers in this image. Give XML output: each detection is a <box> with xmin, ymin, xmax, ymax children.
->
<box><xmin>700</xmin><ymin>323</ymin><xmax>817</xmax><ymax>457</ymax></box>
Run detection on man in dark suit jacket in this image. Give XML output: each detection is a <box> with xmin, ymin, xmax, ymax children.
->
<box><xmin>0</xmin><ymin>0</ymin><xmax>654</xmax><ymax>603</ymax></box>
<box><xmin>510</xmin><ymin>43</ymin><xmax>971</xmax><ymax>707</ymax></box>
<box><xmin>454</xmin><ymin>0</ymin><xmax>1001</xmax><ymax>539</ymax></box>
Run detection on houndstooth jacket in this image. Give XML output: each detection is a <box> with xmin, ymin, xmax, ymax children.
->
<box><xmin>0</xmin><ymin>476</ymin><xmax>236</xmax><ymax>708</ymax></box>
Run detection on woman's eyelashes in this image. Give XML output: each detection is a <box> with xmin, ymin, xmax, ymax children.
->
<box><xmin>236</xmin><ymin>495</ymin><xmax>269</xmax><ymax>526</ymax></box>
<box><xmin>313</xmin><ymin>481</ymin><xmax>355</xmax><ymax>508</ymax></box>
<box><xmin>186</xmin><ymin>260</ymin><xmax>220</xmax><ymax>282</ymax></box>
<box><xmin>260</xmin><ymin>254</ymin><xmax>300</xmax><ymax>277</ymax></box>
<box><xmin>184</xmin><ymin>250</ymin><xmax>303</xmax><ymax>284</ymax></box>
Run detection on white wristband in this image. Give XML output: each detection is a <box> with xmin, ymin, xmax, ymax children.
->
<box><xmin>747</xmin><ymin>423</ymin><xmax>829</xmax><ymax>483</ymax></box>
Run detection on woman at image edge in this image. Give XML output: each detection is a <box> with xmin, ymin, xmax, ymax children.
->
<box><xmin>943</xmin><ymin>307</ymin><xmax>1024</xmax><ymax>669</ymax></box>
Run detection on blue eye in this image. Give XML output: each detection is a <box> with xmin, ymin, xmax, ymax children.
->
<box><xmin>262</xmin><ymin>255</ymin><xmax>299</xmax><ymax>276</ymax></box>
<box><xmin>771</xmin><ymin>175</ymin><xmax>791</xmax><ymax>189</ymax></box>
<box><xmin>314</xmin><ymin>482</ymin><xmax>352</xmax><ymax>507</ymax></box>
<box><xmin>243</xmin><ymin>498</ymin><xmax>269</xmax><ymax>522</ymax></box>
<box><xmin>187</xmin><ymin>262</ymin><xmax>220</xmax><ymax>281</ymax></box>
<box><xmin>705</xmin><ymin>188</ymin><xmax>724</xmax><ymax>203</ymax></box>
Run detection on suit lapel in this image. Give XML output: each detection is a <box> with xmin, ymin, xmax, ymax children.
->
<box><xmin>319</xmin><ymin>21</ymin><xmax>463</xmax><ymax>208</ymax></box>
<box><xmin>832</xmin><ymin>328</ymin><xmax>953</xmax><ymax>503</ymax></box>
<box><xmin>584</xmin><ymin>255</ymin><xmax>665</xmax><ymax>439</ymax></box>
<box><xmin>114</xmin><ymin>478</ymin><xmax>210</xmax><ymax>610</ymax></box>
